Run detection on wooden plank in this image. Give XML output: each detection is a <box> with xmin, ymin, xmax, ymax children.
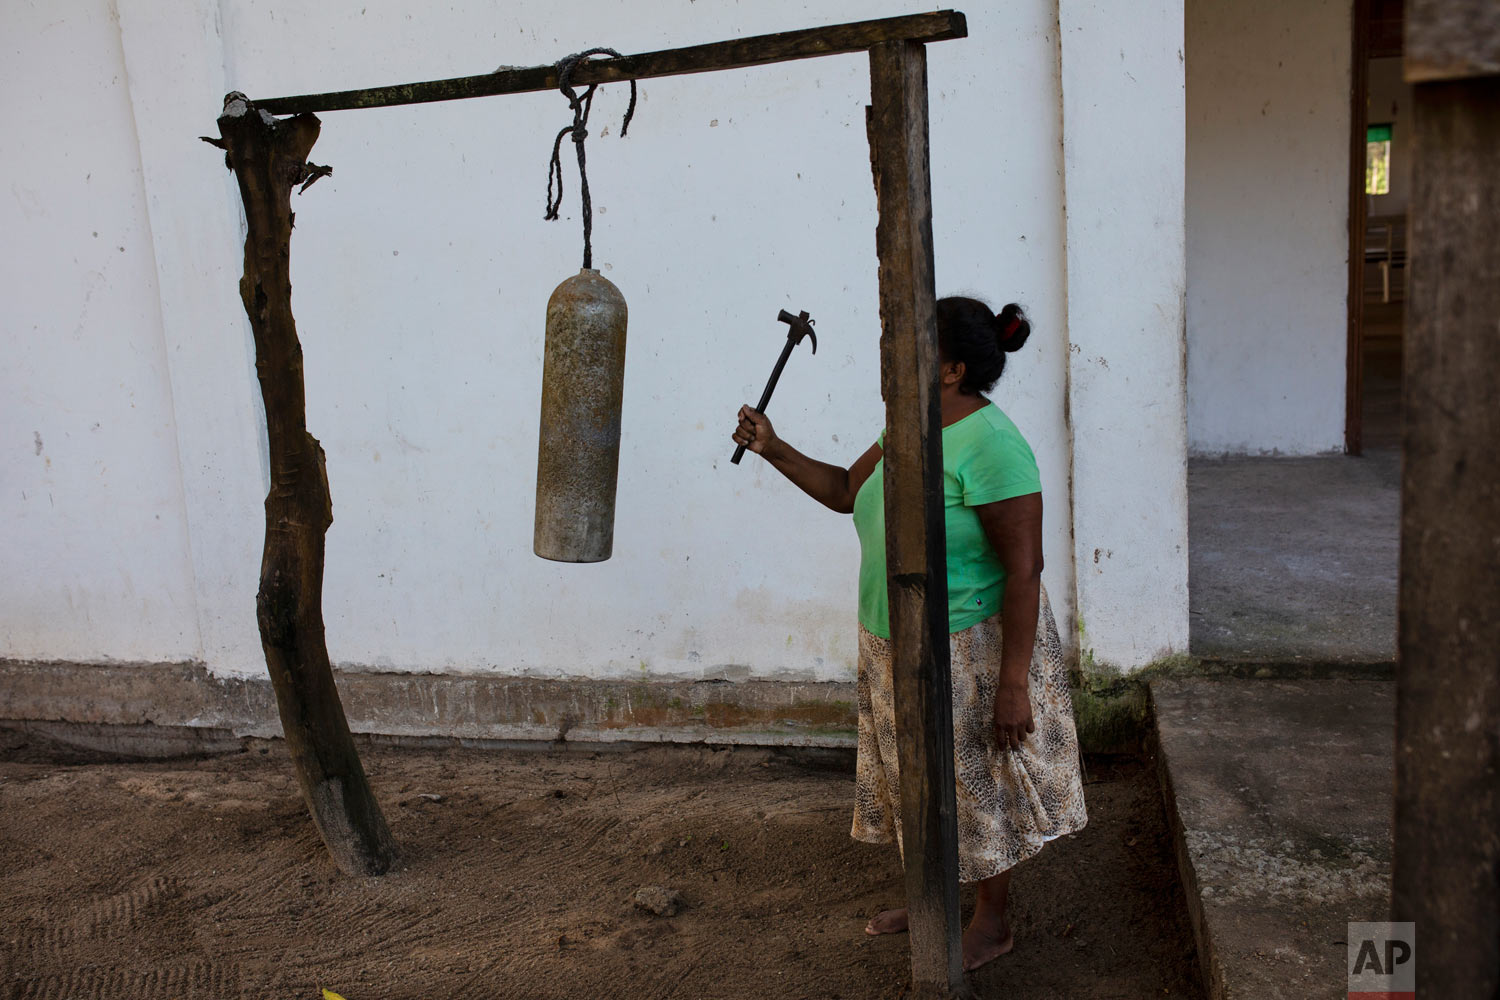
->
<box><xmin>867</xmin><ymin>39</ymin><xmax>965</xmax><ymax>999</ymax></box>
<box><xmin>1393</xmin><ymin>72</ymin><xmax>1500</xmax><ymax>996</ymax></box>
<box><xmin>213</xmin><ymin>94</ymin><xmax>398</xmax><ymax>877</ymax></box>
<box><xmin>1346</xmin><ymin>0</ymin><xmax>1372</xmax><ymax>455</ymax></box>
<box><xmin>257</xmin><ymin>11</ymin><xmax>967</xmax><ymax>115</ymax></box>
<box><xmin>1405</xmin><ymin>0</ymin><xmax>1500</xmax><ymax>81</ymax></box>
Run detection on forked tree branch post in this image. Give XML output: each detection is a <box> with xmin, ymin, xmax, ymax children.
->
<box><xmin>211</xmin><ymin>93</ymin><xmax>397</xmax><ymax>877</ymax></box>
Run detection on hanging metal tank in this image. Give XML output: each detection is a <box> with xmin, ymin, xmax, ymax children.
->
<box><xmin>534</xmin><ymin>268</ymin><xmax>628</xmax><ymax>562</ymax></box>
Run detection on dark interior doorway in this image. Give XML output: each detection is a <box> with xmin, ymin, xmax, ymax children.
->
<box><xmin>1347</xmin><ymin>0</ymin><xmax>1406</xmax><ymax>453</ymax></box>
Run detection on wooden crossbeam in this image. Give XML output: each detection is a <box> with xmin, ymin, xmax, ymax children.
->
<box><xmin>256</xmin><ymin>10</ymin><xmax>966</xmax><ymax>114</ymax></box>
<box><xmin>1405</xmin><ymin>0</ymin><xmax>1500</xmax><ymax>81</ymax></box>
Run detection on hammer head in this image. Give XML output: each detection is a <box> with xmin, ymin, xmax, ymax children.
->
<box><xmin>777</xmin><ymin>308</ymin><xmax>817</xmax><ymax>354</ymax></box>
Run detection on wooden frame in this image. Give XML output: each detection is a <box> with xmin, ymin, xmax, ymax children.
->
<box><xmin>256</xmin><ymin>12</ymin><xmax>968</xmax><ymax>115</ymax></box>
<box><xmin>213</xmin><ymin>11</ymin><xmax>971</xmax><ymax>995</ymax></box>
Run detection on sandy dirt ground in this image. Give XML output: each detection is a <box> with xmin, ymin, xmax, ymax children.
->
<box><xmin>0</xmin><ymin>734</ymin><xmax>1201</xmax><ymax>999</ymax></box>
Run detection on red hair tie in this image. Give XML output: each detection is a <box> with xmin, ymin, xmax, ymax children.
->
<box><xmin>1000</xmin><ymin>315</ymin><xmax>1022</xmax><ymax>340</ymax></box>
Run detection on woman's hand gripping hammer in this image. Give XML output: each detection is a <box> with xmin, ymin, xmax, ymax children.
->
<box><xmin>730</xmin><ymin>309</ymin><xmax>817</xmax><ymax>465</ymax></box>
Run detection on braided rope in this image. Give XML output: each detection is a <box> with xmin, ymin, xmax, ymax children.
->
<box><xmin>543</xmin><ymin>48</ymin><xmax>637</xmax><ymax>270</ymax></box>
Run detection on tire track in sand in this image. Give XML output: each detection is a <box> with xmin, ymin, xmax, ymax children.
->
<box><xmin>9</xmin><ymin>957</ymin><xmax>240</xmax><ymax>1000</ymax></box>
<box><xmin>7</xmin><ymin>876</ymin><xmax>181</xmax><ymax>965</ymax></box>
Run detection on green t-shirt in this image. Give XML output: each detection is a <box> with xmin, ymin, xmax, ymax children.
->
<box><xmin>852</xmin><ymin>404</ymin><xmax>1042</xmax><ymax>638</ymax></box>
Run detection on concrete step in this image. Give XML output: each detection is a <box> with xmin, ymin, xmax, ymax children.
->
<box><xmin>1151</xmin><ymin>678</ymin><xmax>1393</xmax><ymax>1000</ymax></box>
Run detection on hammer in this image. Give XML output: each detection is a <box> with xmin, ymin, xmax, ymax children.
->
<box><xmin>731</xmin><ymin>309</ymin><xmax>817</xmax><ymax>465</ymax></box>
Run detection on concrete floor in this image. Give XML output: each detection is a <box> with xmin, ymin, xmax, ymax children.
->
<box><xmin>1188</xmin><ymin>447</ymin><xmax>1399</xmax><ymax>665</ymax></box>
<box><xmin>1188</xmin><ymin>274</ymin><xmax>1402</xmax><ymax>667</ymax></box>
<box><xmin>1173</xmin><ymin>376</ymin><xmax>1402</xmax><ymax>997</ymax></box>
<box><xmin>1153</xmin><ymin>678</ymin><xmax>1393</xmax><ymax>1000</ymax></box>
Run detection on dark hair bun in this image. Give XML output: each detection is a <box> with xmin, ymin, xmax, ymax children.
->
<box><xmin>934</xmin><ymin>296</ymin><xmax>1033</xmax><ymax>394</ymax></box>
<box><xmin>995</xmin><ymin>303</ymin><xmax>1031</xmax><ymax>353</ymax></box>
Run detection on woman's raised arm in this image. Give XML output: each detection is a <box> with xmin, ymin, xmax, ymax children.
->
<box><xmin>732</xmin><ymin>406</ymin><xmax>882</xmax><ymax>514</ymax></box>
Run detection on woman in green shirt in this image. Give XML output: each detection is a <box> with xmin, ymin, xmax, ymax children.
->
<box><xmin>732</xmin><ymin>297</ymin><xmax>1087</xmax><ymax>972</ymax></box>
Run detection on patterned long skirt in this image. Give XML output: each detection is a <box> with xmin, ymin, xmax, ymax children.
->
<box><xmin>851</xmin><ymin>585</ymin><xmax>1088</xmax><ymax>883</ymax></box>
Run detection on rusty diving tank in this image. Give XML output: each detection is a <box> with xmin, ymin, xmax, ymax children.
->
<box><xmin>534</xmin><ymin>267</ymin><xmax>628</xmax><ymax>562</ymax></box>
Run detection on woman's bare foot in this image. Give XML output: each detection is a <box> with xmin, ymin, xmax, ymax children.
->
<box><xmin>963</xmin><ymin>868</ymin><xmax>1016</xmax><ymax>971</ymax></box>
<box><xmin>864</xmin><ymin>907</ymin><xmax>909</xmax><ymax>935</ymax></box>
<box><xmin>961</xmin><ymin>917</ymin><xmax>1015</xmax><ymax>971</ymax></box>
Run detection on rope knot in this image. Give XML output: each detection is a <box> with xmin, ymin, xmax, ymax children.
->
<box><xmin>541</xmin><ymin>47</ymin><xmax>638</xmax><ymax>270</ymax></box>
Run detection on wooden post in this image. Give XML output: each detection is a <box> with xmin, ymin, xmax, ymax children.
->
<box><xmin>212</xmin><ymin>94</ymin><xmax>398</xmax><ymax>877</ymax></box>
<box><xmin>868</xmin><ymin>40</ymin><xmax>966</xmax><ymax>998</ymax></box>
<box><xmin>1394</xmin><ymin>4</ymin><xmax>1500</xmax><ymax>992</ymax></box>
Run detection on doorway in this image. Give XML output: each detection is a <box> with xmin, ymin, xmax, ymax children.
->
<box><xmin>1347</xmin><ymin>0</ymin><xmax>1407</xmax><ymax>454</ymax></box>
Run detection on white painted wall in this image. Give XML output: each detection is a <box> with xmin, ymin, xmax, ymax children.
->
<box><xmin>207</xmin><ymin>0</ymin><xmax>1079</xmax><ymax>680</ymax></box>
<box><xmin>1185</xmin><ymin>0</ymin><xmax>1352</xmax><ymax>455</ymax></box>
<box><xmin>0</xmin><ymin>0</ymin><xmax>201</xmax><ymax>663</ymax></box>
<box><xmin>115</xmin><ymin>0</ymin><xmax>271</xmax><ymax>677</ymax></box>
<box><xmin>3</xmin><ymin>0</ymin><xmax>1192</xmax><ymax>685</ymax></box>
<box><xmin>1060</xmin><ymin>0</ymin><xmax>1191</xmax><ymax>668</ymax></box>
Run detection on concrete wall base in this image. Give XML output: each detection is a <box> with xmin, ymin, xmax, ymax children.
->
<box><xmin>0</xmin><ymin>659</ymin><xmax>859</xmax><ymax>749</ymax></box>
<box><xmin>1</xmin><ymin>658</ymin><xmax>1400</xmax><ymax>761</ymax></box>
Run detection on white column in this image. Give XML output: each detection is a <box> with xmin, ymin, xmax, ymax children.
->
<box><xmin>116</xmin><ymin>0</ymin><xmax>269</xmax><ymax>677</ymax></box>
<box><xmin>1059</xmin><ymin>0</ymin><xmax>1190</xmax><ymax>669</ymax></box>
